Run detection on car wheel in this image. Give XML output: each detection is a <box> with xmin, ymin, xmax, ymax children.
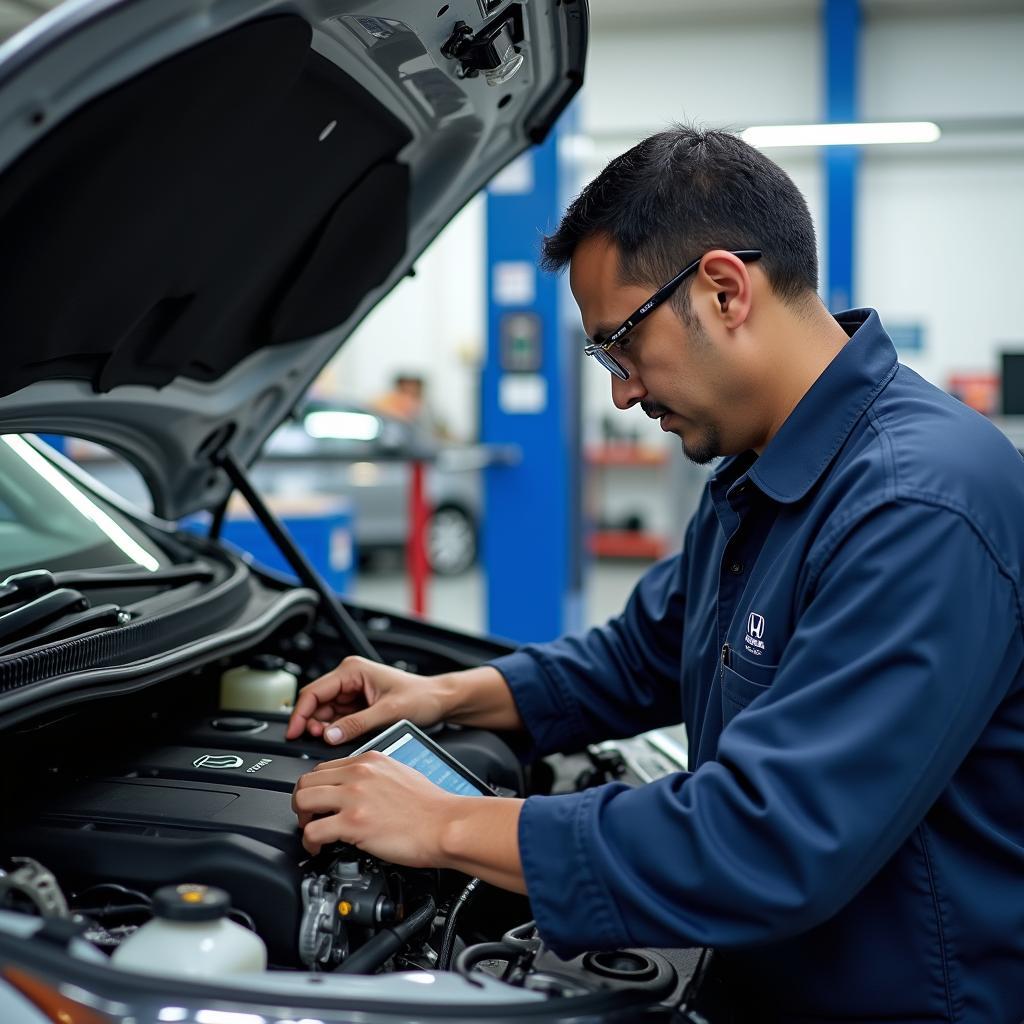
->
<box><xmin>426</xmin><ymin>504</ymin><xmax>477</xmax><ymax>576</ymax></box>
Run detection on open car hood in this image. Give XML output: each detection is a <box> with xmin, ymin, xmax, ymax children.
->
<box><xmin>0</xmin><ymin>0</ymin><xmax>585</xmax><ymax>519</ymax></box>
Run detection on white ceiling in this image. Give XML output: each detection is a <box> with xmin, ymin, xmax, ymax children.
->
<box><xmin>587</xmin><ymin>0</ymin><xmax>1024</xmax><ymax>29</ymax></box>
<box><xmin>2</xmin><ymin>0</ymin><xmax>1022</xmax><ymax>42</ymax></box>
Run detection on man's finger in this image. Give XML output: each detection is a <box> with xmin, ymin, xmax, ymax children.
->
<box><xmin>303</xmin><ymin>815</ymin><xmax>346</xmax><ymax>854</ymax></box>
<box><xmin>323</xmin><ymin>704</ymin><xmax>392</xmax><ymax>746</ymax></box>
<box><xmin>287</xmin><ymin>671</ymin><xmax>370</xmax><ymax>740</ymax></box>
<box><xmin>286</xmin><ymin>677</ymin><xmax>339</xmax><ymax>739</ymax></box>
<box><xmin>294</xmin><ymin>785</ymin><xmax>346</xmax><ymax>815</ymax></box>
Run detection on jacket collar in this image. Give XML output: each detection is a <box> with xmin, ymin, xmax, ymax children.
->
<box><xmin>714</xmin><ymin>308</ymin><xmax>899</xmax><ymax>505</ymax></box>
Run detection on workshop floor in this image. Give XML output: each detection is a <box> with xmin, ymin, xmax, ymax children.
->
<box><xmin>351</xmin><ymin>560</ymin><xmax>656</xmax><ymax>638</ymax></box>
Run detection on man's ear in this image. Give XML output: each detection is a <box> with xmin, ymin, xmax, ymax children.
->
<box><xmin>698</xmin><ymin>250</ymin><xmax>754</xmax><ymax>328</ymax></box>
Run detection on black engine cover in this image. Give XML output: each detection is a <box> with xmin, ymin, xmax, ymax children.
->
<box><xmin>2</xmin><ymin>712</ymin><xmax>523</xmax><ymax>966</ymax></box>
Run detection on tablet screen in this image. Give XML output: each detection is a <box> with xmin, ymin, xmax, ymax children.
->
<box><xmin>381</xmin><ymin>731</ymin><xmax>487</xmax><ymax>797</ymax></box>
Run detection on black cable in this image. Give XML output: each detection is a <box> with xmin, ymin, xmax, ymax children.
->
<box><xmin>74</xmin><ymin>903</ymin><xmax>151</xmax><ymax>919</ymax></box>
<box><xmin>335</xmin><ymin>895</ymin><xmax>436</xmax><ymax>975</ymax></box>
<box><xmin>436</xmin><ymin>877</ymin><xmax>482</xmax><ymax>970</ymax></box>
<box><xmin>71</xmin><ymin>884</ymin><xmax>153</xmax><ymax>921</ymax></box>
<box><xmin>227</xmin><ymin>907</ymin><xmax>258</xmax><ymax>932</ymax></box>
<box><xmin>74</xmin><ymin>884</ymin><xmax>151</xmax><ymax>905</ymax></box>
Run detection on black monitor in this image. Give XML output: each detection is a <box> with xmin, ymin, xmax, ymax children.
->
<box><xmin>1001</xmin><ymin>352</ymin><xmax>1024</xmax><ymax>415</ymax></box>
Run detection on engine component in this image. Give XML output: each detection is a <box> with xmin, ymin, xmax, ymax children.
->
<box><xmin>335</xmin><ymin>894</ymin><xmax>436</xmax><ymax>976</ymax></box>
<box><xmin>299</xmin><ymin>853</ymin><xmax>395</xmax><ymax>970</ymax></box>
<box><xmin>112</xmin><ymin>883</ymin><xmax>267</xmax><ymax>977</ymax></box>
<box><xmin>220</xmin><ymin>654</ymin><xmax>300</xmax><ymax>713</ymax></box>
<box><xmin>0</xmin><ymin>857</ymin><xmax>68</xmax><ymax>918</ymax></box>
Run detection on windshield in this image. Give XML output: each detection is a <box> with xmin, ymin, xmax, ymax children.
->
<box><xmin>0</xmin><ymin>435</ymin><xmax>167</xmax><ymax>577</ymax></box>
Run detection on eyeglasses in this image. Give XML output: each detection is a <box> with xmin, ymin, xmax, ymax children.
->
<box><xmin>582</xmin><ymin>249</ymin><xmax>763</xmax><ymax>380</ymax></box>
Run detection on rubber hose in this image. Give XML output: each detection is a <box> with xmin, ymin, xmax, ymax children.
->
<box><xmin>335</xmin><ymin>895</ymin><xmax>436</xmax><ymax>975</ymax></box>
<box><xmin>437</xmin><ymin>877</ymin><xmax>482</xmax><ymax>971</ymax></box>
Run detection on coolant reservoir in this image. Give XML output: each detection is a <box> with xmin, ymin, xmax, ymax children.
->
<box><xmin>112</xmin><ymin>884</ymin><xmax>266</xmax><ymax>977</ymax></box>
<box><xmin>220</xmin><ymin>654</ymin><xmax>298</xmax><ymax>713</ymax></box>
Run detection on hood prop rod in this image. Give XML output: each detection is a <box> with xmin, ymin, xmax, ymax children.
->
<box><xmin>213</xmin><ymin>449</ymin><xmax>380</xmax><ymax>662</ymax></box>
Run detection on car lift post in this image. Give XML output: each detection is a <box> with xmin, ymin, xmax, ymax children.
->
<box><xmin>481</xmin><ymin>110</ymin><xmax>585</xmax><ymax>642</ymax></box>
<box><xmin>407</xmin><ymin>459</ymin><xmax>430</xmax><ymax>616</ymax></box>
<box><xmin>824</xmin><ymin>0</ymin><xmax>860</xmax><ymax>312</ymax></box>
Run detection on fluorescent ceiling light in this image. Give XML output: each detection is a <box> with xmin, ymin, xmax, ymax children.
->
<box><xmin>740</xmin><ymin>121</ymin><xmax>941</xmax><ymax>148</ymax></box>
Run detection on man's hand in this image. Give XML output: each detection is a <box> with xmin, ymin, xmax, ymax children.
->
<box><xmin>292</xmin><ymin>751</ymin><xmax>454</xmax><ymax>863</ymax></box>
<box><xmin>285</xmin><ymin>657</ymin><xmax>443</xmax><ymax>746</ymax></box>
<box><xmin>291</xmin><ymin>755</ymin><xmax>527</xmax><ymax>892</ymax></box>
<box><xmin>286</xmin><ymin>660</ymin><xmax>525</xmax><ymax>746</ymax></box>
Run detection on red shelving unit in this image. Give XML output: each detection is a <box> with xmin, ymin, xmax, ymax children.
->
<box><xmin>586</xmin><ymin>443</ymin><xmax>670</xmax><ymax>559</ymax></box>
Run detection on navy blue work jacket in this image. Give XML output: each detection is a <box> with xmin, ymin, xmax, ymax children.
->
<box><xmin>491</xmin><ymin>310</ymin><xmax>1024</xmax><ymax>1022</ymax></box>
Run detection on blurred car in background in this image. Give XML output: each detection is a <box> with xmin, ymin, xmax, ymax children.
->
<box><xmin>256</xmin><ymin>402</ymin><xmax>480</xmax><ymax>576</ymax></box>
<box><xmin>73</xmin><ymin>402</ymin><xmax>481</xmax><ymax>576</ymax></box>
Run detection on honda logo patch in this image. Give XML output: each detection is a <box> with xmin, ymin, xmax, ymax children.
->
<box><xmin>745</xmin><ymin>613</ymin><xmax>766</xmax><ymax>656</ymax></box>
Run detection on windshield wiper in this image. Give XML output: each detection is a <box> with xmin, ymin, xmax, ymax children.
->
<box><xmin>0</xmin><ymin>564</ymin><xmax>217</xmax><ymax>657</ymax></box>
<box><xmin>0</xmin><ymin>587</ymin><xmax>91</xmax><ymax>646</ymax></box>
<box><xmin>0</xmin><ymin>569</ymin><xmax>57</xmax><ymax>610</ymax></box>
<box><xmin>0</xmin><ymin>602</ymin><xmax>129</xmax><ymax>657</ymax></box>
<box><xmin>53</xmin><ymin>562</ymin><xmax>215</xmax><ymax>589</ymax></box>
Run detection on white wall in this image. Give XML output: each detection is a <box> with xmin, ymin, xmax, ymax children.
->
<box><xmin>856</xmin><ymin>8</ymin><xmax>1024</xmax><ymax>390</ymax></box>
<box><xmin>857</xmin><ymin>152</ymin><xmax>1024</xmax><ymax>388</ymax></box>
<box><xmin>861</xmin><ymin>9</ymin><xmax>1024</xmax><ymax>122</ymax></box>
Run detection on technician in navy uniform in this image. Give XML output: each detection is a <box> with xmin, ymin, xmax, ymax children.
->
<box><xmin>289</xmin><ymin>126</ymin><xmax>1024</xmax><ymax>1023</ymax></box>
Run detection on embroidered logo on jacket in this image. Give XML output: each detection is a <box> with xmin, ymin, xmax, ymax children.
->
<box><xmin>745</xmin><ymin>613</ymin><xmax>766</xmax><ymax>656</ymax></box>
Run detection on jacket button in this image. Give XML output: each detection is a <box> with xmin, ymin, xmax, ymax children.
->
<box><xmin>728</xmin><ymin>561</ymin><xmax>744</xmax><ymax>575</ymax></box>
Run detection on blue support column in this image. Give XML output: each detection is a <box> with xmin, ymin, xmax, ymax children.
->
<box><xmin>481</xmin><ymin>116</ymin><xmax>583</xmax><ymax>643</ymax></box>
<box><xmin>824</xmin><ymin>0</ymin><xmax>861</xmax><ymax>312</ymax></box>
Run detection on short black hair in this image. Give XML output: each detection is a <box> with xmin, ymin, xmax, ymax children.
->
<box><xmin>541</xmin><ymin>125</ymin><xmax>818</xmax><ymax>314</ymax></box>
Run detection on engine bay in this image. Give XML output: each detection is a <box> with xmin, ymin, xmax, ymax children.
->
<box><xmin>0</xmin><ymin>621</ymin><xmax>688</xmax><ymax>1013</ymax></box>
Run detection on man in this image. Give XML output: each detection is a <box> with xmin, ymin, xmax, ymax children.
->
<box><xmin>287</xmin><ymin>127</ymin><xmax>1024</xmax><ymax>1021</ymax></box>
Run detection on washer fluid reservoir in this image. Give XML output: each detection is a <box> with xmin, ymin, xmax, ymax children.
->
<box><xmin>220</xmin><ymin>654</ymin><xmax>298</xmax><ymax>713</ymax></box>
<box><xmin>111</xmin><ymin>884</ymin><xmax>266</xmax><ymax>977</ymax></box>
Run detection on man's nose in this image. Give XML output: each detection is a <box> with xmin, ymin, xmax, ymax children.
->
<box><xmin>611</xmin><ymin>370</ymin><xmax>646</xmax><ymax>410</ymax></box>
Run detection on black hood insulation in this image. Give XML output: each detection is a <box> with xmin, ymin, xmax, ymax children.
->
<box><xmin>0</xmin><ymin>14</ymin><xmax>412</xmax><ymax>398</ymax></box>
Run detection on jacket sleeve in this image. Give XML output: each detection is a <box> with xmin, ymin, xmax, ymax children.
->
<box><xmin>488</xmin><ymin>529</ymin><xmax>691</xmax><ymax>760</ymax></box>
<box><xmin>517</xmin><ymin>501</ymin><xmax>1023</xmax><ymax>956</ymax></box>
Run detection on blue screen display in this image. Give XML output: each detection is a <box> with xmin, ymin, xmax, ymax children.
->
<box><xmin>382</xmin><ymin>733</ymin><xmax>485</xmax><ymax>797</ymax></box>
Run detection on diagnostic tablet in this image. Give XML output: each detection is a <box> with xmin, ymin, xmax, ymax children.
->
<box><xmin>350</xmin><ymin>720</ymin><xmax>492</xmax><ymax>797</ymax></box>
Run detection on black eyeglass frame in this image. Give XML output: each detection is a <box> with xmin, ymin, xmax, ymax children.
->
<box><xmin>582</xmin><ymin>249</ymin><xmax>763</xmax><ymax>380</ymax></box>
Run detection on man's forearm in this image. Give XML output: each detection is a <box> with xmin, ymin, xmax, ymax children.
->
<box><xmin>434</xmin><ymin>666</ymin><xmax>524</xmax><ymax>732</ymax></box>
<box><xmin>437</xmin><ymin>795</ymin><xmax>527</xmax><ymax>893</ymax></box>
<box><xmin>429</xmin><ymin>668</ymin><xmax>527</xmax><ymax>891</ymax></box>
